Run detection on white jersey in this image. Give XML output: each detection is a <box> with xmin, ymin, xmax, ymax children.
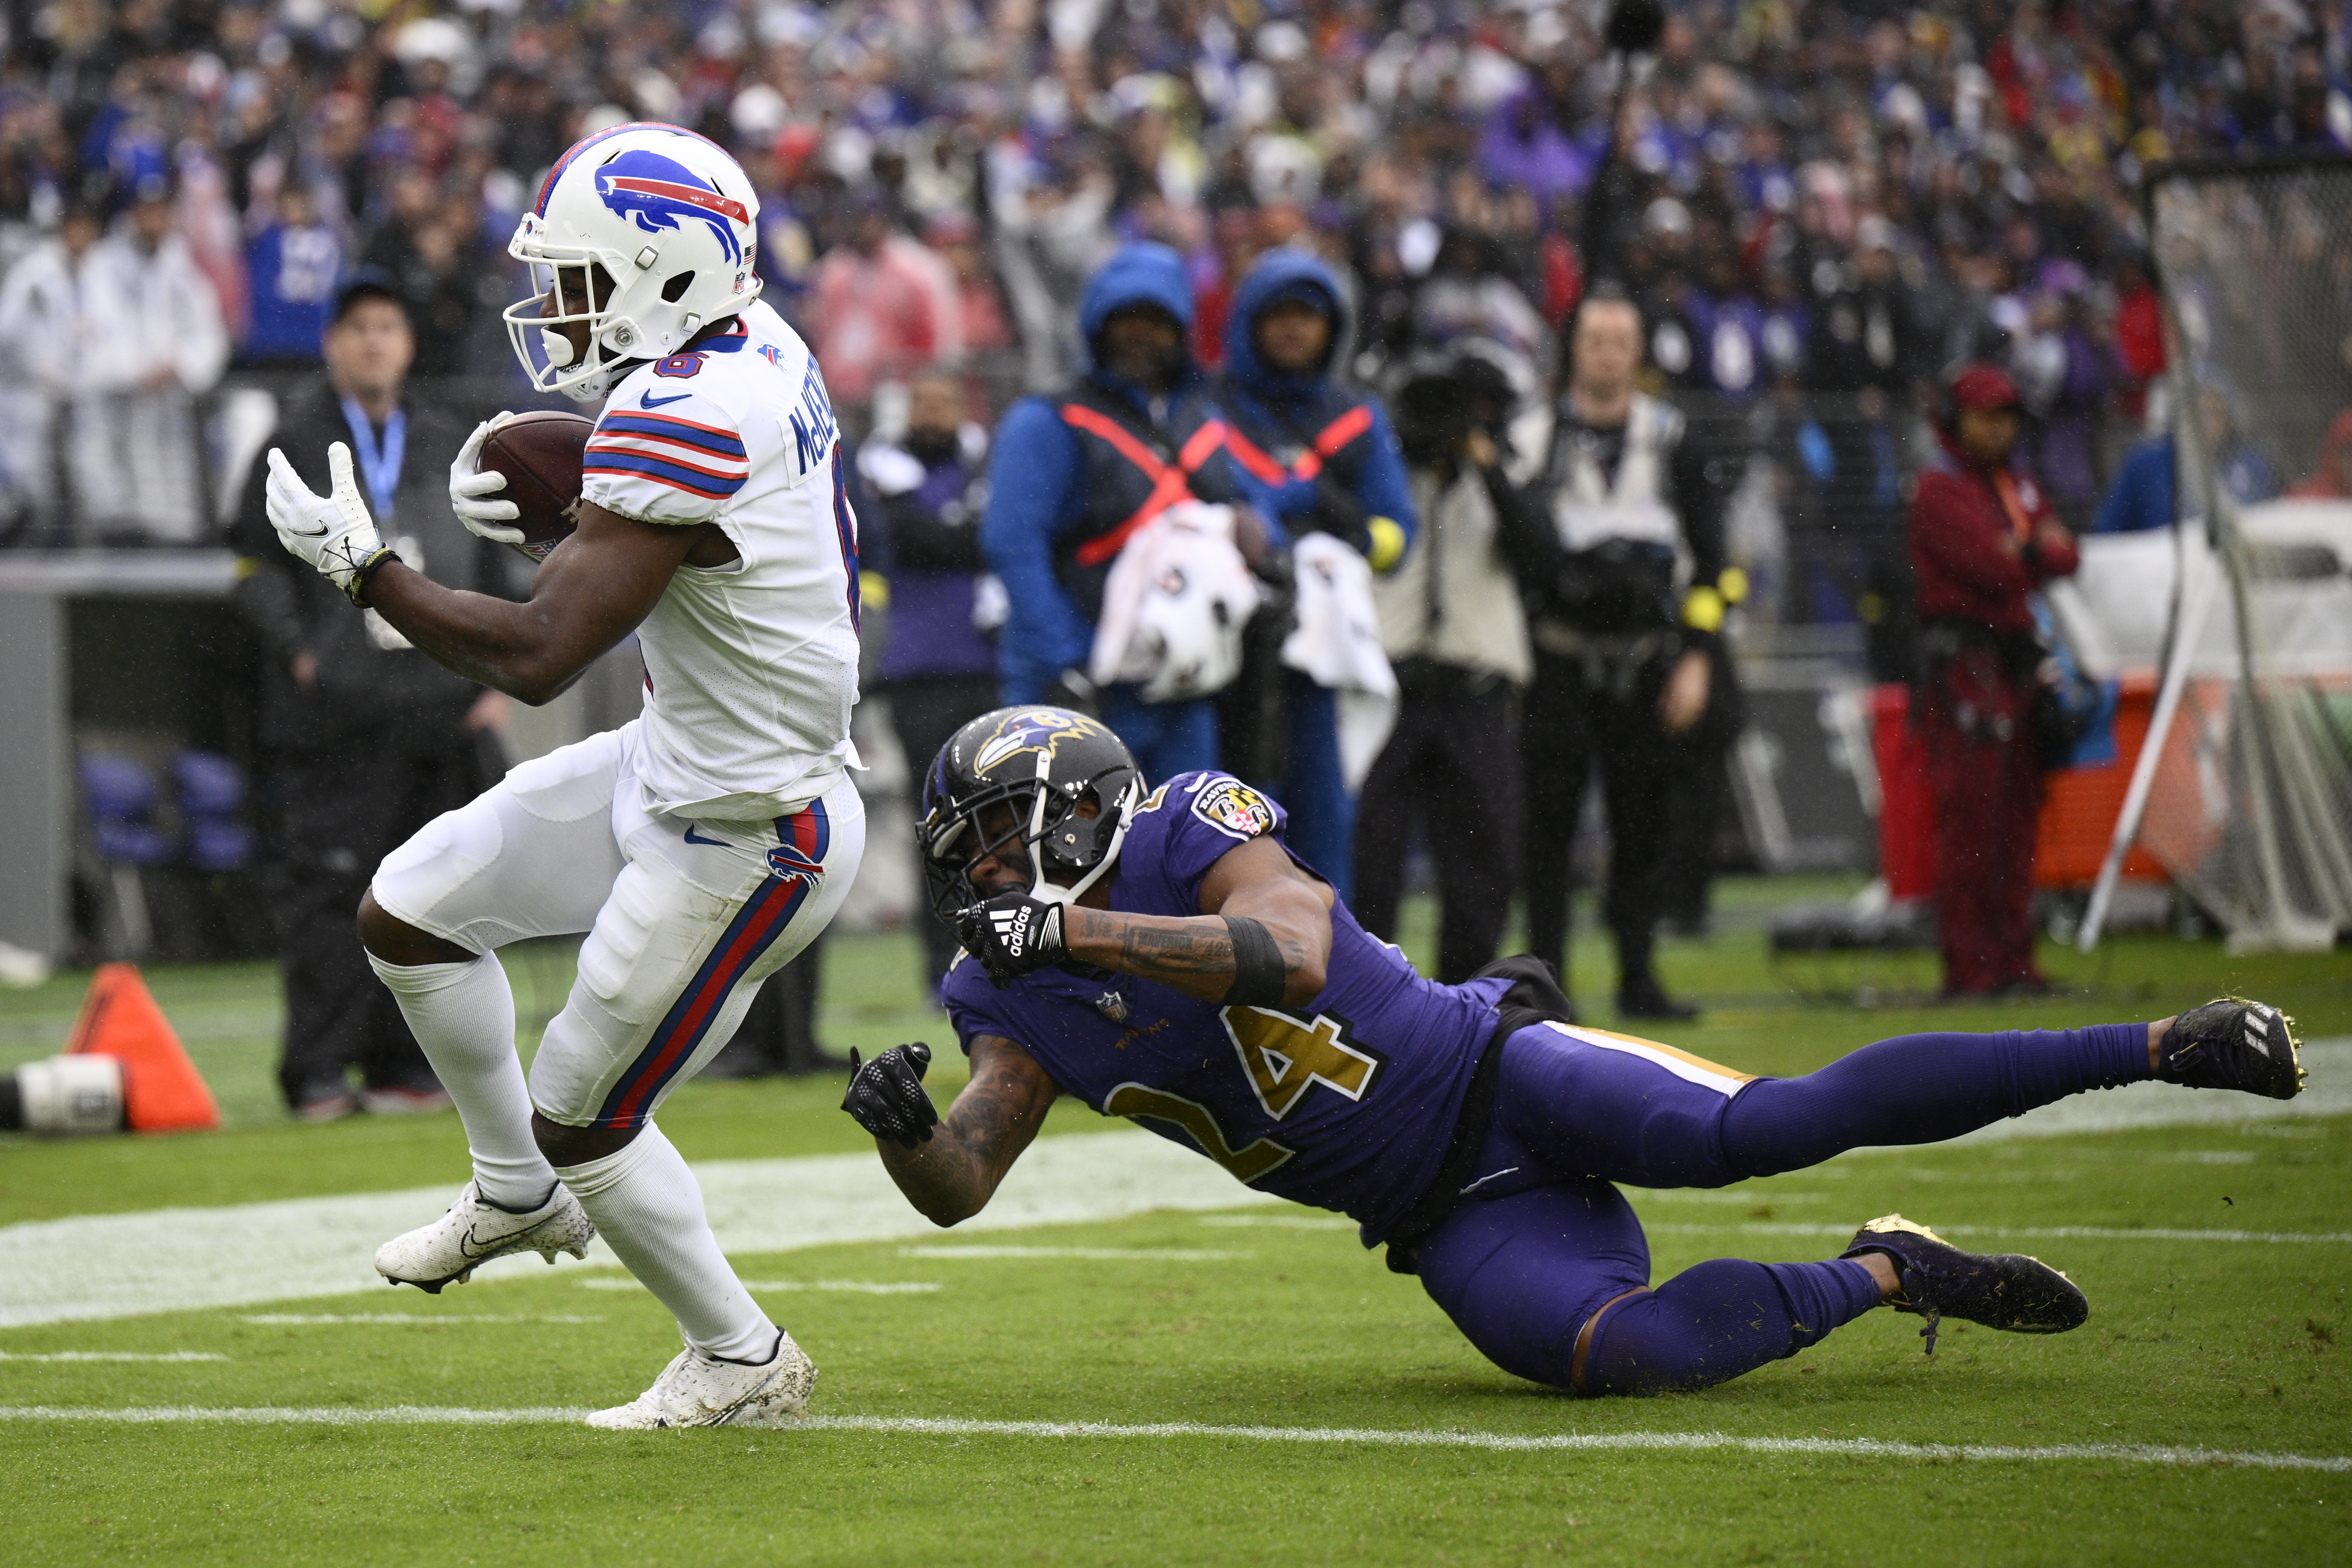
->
<box><xmin>581</xmin><ymin>300</ymin><xmax>861</xmax><ymax>820</ymax></box>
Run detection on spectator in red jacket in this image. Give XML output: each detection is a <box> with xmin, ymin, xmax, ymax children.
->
<box><xmin>1909</xmin><ymin>364</ymin><xmax>2079</xmax><ymax>996</ymax></box>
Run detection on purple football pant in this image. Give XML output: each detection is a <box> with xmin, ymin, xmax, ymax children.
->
<box><xmin>1412</xmin><ymin>1020</ymin><xmax>2148</xmax><ymax>1395</ymax></box>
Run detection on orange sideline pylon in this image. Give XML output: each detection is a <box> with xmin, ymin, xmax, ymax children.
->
<box><xmin>64</xmin><ymin>963</ymin><xmax>220</xmax><ymax>1132</ymax></box>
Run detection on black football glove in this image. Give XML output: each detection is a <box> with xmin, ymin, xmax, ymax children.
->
<box><xmin>956</xmin><ymin>890</ymin><xmax>1069</xmax><ymax>988</ymax></box>
<box><xmin>842</xmin><ymin>1043</ymin><xmax>939</xmax><ymax>1149</ymax></box>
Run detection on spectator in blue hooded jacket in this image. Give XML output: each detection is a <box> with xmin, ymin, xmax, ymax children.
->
<box><xmin>982</xmin><ymin>242</ymin><xmax>1264</xmax><ymax>779</ymax></box>
<box><xmin>1212</xmin><ymin>248</ymin><xmax>1417</xmax><ymax>901</ymax></box>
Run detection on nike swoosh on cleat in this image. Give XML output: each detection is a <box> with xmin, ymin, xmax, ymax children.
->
<box><xmin>641</xmin><ymin>391</ymin><xmax>692</xmax><ymax>408</ymax></box>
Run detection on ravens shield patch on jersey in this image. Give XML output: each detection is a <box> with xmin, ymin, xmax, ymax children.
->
<box><xmin>1193</xmin><ymin>778</ymin><xmax>1276</xmax><ymax>841</ymax></box>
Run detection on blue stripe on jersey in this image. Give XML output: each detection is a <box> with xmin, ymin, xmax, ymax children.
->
<box><xmin>597</xmin><ymin>411</ymin><xmax>749</xmax><ymax>458</ymax></box>
<box><xmin>829</xmin><ymin>440</ymin><xmax>861</xmax><ymax>634</ymax></box>
<box><xmin>583</xmin><ymin>449</ymin><xmax>746</xmax><ymax>498</ymax></box>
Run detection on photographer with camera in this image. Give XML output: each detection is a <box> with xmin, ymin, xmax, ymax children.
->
<box><xmin>1354</xmin><ymin>347</ymin><xmax>1556</xmax><ymax>983</ymax></box>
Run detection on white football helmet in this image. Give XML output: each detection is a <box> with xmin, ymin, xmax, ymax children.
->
<box><xmin>505</xmin><ymin>122</ymin><xmax>763</xmax><ymax>401</ymax></box>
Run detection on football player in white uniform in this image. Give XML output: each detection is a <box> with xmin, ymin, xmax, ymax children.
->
<box><xmin>262</xmin><ymin>123</ymin><xmax>864</xmax><ymax>1427</ymax></box>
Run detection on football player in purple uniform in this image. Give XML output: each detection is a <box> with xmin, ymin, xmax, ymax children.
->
<box><xmin>842</xmin><ymin>706</ymin><xmax>2306</xmax><ymax>1397</ymax></box>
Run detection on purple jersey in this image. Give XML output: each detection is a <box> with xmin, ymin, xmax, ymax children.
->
<box><xmin>942</xmin><ymin>771</ymin><xmax>1506</xmax><ymax>1238</ymax></box>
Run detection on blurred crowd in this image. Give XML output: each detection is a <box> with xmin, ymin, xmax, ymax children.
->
<box><xmin>0</xmin><ymin>1</ymin><xmax>2343</xmax><ymax>564</ymax></box>
<box><xmin>34</xmin><ymin>0</ymin><xmax>2352</xmax><ymax>1090</ymax></box>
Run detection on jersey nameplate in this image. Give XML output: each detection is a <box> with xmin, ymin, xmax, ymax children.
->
<box><xmin>1192</xmin><ymin>778</ymin><xmax>1276</xmax><ymax>841</ymax></box>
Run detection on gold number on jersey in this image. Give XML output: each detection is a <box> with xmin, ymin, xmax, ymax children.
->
<box><xmin>1219</xmin><ymin>1007</ymin><xmax>1383</xmax><ymax>1121</ymax></box>
<box><xmin>1103</xmin><ymin>1082</ymin><xmax>1295</xmax><ymax>1185</ymax></box>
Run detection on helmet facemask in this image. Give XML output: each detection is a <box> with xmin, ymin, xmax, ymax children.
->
<box><xmin>921</xmin><ymin>753</ymin><xmax>1142</xmax><ymax>917</ymax></box>
<box><xmin>506</xmin><ymin>255</ymin><xmax>634</xmax><ymax>400</ymax></box>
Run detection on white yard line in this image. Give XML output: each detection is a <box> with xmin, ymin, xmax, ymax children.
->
<box><xmin>1641</xmin><ymin>1222</ymin><xmax>2352</xmax><ymax>1244</ymax></box>
<box><xmin>0</xmin><ymin>1351</ymin><xmax>226</xmax><ymax>1363</ymax></box>
<box><xmin>0</xmin><ymin>1405</ymin><xmax>2341</xmax><ymax>1472</ymax></box>
<box><xmin>575</xmin><ymin>1278</ymin><xmax>944</xmax><ymax>1295</ymax></box>
<box><xmin>898</xmin><ymin>1245</ymin><xmax>1249</xmax><ymax>1261</ymax></box>
<box><xmin>235</xmin><ymin>1314</ymin><xmax>605</xmax><ymax>1325</ymax></box>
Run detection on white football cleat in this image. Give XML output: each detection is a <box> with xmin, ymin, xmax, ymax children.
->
<box><xmin>585</xmin><ymin>1333</ymin><xmax>816</xmax><ymax>1429</ymax></box>
<box><xmin>374</xmin><ymin>1180</ymin><xmax>596</xmax><ymax>1293</ymax></box>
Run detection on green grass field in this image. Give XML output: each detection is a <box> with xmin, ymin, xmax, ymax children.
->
<box><xmin>2</xmin><ymin>881</ymin><xmax>2348</xmax><ymax>1566</ymax></box>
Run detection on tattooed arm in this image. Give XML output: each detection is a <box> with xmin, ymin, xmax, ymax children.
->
<box><xmin>1061</xmin><ymin>836</ymin><xmax>1337</xmax><ymax>1007</ymax></box>
<box><xmin>878</xmin><ymin>1033</ymin><xmax>1061</xmax><ymax>1226</ymax></box>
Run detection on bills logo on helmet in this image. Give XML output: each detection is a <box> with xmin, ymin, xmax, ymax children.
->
<box><xmin>596</xmin><ymin>149</ymin><xmax>750</xmax><ymax>264</ymax></box>
<box><xmin>1193</xmin><ymin>778</ymin><xmax>1276</xmax><ymax>841</ymax></box>
<box><xmin>969</xmin><ymin>709</ymin><xmax>1113</xmax><ymax>777</ymax></box>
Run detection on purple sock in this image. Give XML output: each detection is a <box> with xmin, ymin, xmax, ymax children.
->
<box><xmin>1581</xmin><ymin>1257</ymin><xmax>1883</xmax><ymax>1396</ymax></box>
<box><xmin>1719</xmin><ymin>1024</ymin><xmax>2150</xmax><ymax>1178</ymax></box>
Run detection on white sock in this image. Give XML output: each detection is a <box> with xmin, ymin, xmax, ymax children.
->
<box><xmin>557</xmin><ymin>1123</ymin><xmax>776</xmax><ymax>1363</ymax></box>
<box><xmin>366</xmin><ymin>952</ymin><xmax>557</xmax><ymax>1211</ymax></box>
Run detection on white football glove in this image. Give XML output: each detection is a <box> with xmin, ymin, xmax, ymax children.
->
<box><xmin>265</xmin><ymin>442</ymin><xmax>395</xmax><ymax>605</ymax></box>
<box><xmin>450</xmin><ymin>411</ymin><xmax>523</xmax><ymax>545</ymax></box>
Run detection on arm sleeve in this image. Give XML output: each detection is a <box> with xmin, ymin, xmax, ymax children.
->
<box><xmin>1911</xmin><ymin>474</ymin><xmax>2036</xmax><ymax>600</ymax></box>
<box><xmin>581</xmin><ymin>389</ymin><xmax>751</xmax><ymax>525</ymax></box>
<box><xmin>1479</xmin><ymin>463</ymin><xmax>1562</xmax><ymax>591</ymax></box>
<box><xmin>1671</xmin><ymin>430</ymin><xmax>1727</xmax><ymax>586</ymax></box>
<box><xmin>1351</xmin><ymin>400</ymin><xmax>1418</xmax><ymax>556</ymax></box>
<box><xmin>980</xmin><ymin>398</ymin><xmax>1093</xmax><ymax>703</ymax></box>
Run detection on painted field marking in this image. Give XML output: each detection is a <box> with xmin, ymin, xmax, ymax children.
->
<box><xmin>1</xmin><ymin>1041</ymin><xmax>2342</xmax><ymax>1329</ymax></box>
<box><xmin>0</xmin><ymin>1406</ymin><xmax>2343</xmax><ymax>1472</ymax></box>
<box><xmin>235</xmin><ymin>1314</ymin><xmax>605</xmax><ymax>1326</ymax></box>
<box><xmin>575</xmin><ymin>1278</ymin><xmax>943</xmax><ymax>1295</ymax></box>
<box><xmin>0</xmin><ymin>1351</ymin><xmax>227</xmax><ymax>1363</ymax></box>
<box><xmin>0</xmin><ymin>1129</ymin><xmax>1280</xmax><ymax>1329</ymax></box>
<box><xmin>898</xmin><ymin>1246</ymin><xmax>1250</xmax><ymax>1261</ymax></box>
<box><xmin>1642</xmin><ymin>1223</ymin><xmax>2352</xmax><ymax>1244</ymax></box>
<box><xmin>1198</xmin><ymin>1215</ymin><xmax>1357</xmax><ymax>1230</ymax></box>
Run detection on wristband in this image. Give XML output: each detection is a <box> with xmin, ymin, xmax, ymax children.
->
<box><xmin>349</xmin><ymin>545</ymin><xmax>401</xmax><ymax>607</ymax></box>
<box><xmin>1220</xmin><ymin>915</ymin><xmax>1288</xmax><ymax>1008</ymax></box>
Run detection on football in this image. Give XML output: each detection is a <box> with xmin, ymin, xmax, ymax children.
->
<box><xmin>478</xmin><ymin>410</ymin><xmax>594</xmax><ymax>561</ymax></box>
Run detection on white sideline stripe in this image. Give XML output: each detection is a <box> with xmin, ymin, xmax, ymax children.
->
<box><xmin>1642</xmin><ymin>1223</ymin><xmax>2352</xmax><ymax>1244</ymax></box>
<box><xmin>574</xmin><ymin>1278</ymin><xmax>944</xmax><ymax>1295</ymax></box>
<box><xmin>236</xmin><ymin>1314</ymin><xmax>605</xmax><ymax>1326</ymax></box>
<box><xmin>0</xmin><ymin>1352</ymin><xmax>227</xmax><ymax>1363</ymax></box>
<box><xmin>1198</xmin><ymin>1215</ymin><xmax>1357</xmax><ymax>1229</ymax></box>
<box><xmin>0</xmin><ymin>1129</ymin><xmax>1279</xmax><ymax>1329</ymax></box>
<box><xmin>0</xmin><ymin>1405</ymin><xmax>2344</xmax><ymax>1471</ymax></box>
<box><xmin>899</xmin><ymin>1245</ymin><xmax>1249</xmax><ymax>1261</ymax></box>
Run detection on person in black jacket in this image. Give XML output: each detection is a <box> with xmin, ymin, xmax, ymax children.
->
<box><xmin>1518</xmin><ymin>291</ymin><xmax>1739</xmax><ymax>1021</ymax></box>
<box><xmin>228</xmin><ymin>276</ymin><xmax>514</xmax><ymax>1120</ymax></box>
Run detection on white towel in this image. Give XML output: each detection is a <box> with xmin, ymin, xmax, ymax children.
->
<box><xmin>1281</xmin><ymin>531</ymin><xmax>1398</xmax><ymax>790</ymax></box>
<box><xmin>1087</xmin><ymin>502</ymin><xmax>1262</xmax><ymax>704</ymax></box>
